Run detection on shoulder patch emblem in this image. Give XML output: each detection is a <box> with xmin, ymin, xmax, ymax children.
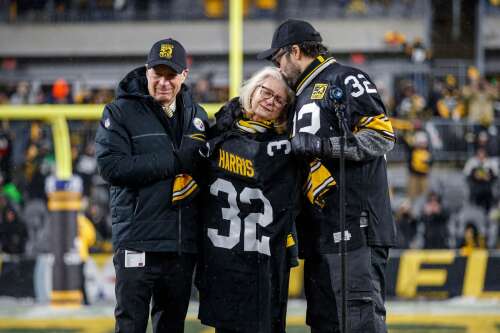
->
<box><xmin>311</xmin><ymin>83</ymin><xmax>328</xmax><ymax>100</ymax></box>
<box><xmin>193</xmin><ymin>117</ymin><xmax>205</xmax><ymax>131</ymax></box>
<box><xmin>104</xmin><ymin>118</ymin><xmax>111</xmax><ymax>129</ymax></box>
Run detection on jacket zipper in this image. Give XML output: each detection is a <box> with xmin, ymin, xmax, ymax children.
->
<box><xmin>176</xmin><ymin>99</ymin><xmax>193</xmax><ymax>257</ymax></box>
<box><xmin>151</xmin><ymin>94</ymin><xmax>192</xmax><ymax>256</ymax></box>
<box><xmin>178</xmin><ymin>208</ymin><xmax>182</xmax><ymax>255</ymax></box>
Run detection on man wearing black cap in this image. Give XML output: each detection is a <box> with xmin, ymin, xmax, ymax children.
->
<box><xmin>95</xmin><ymin>38</ymin><xmax>208</xmax><ymax>333</ymax></box>
<box><xmin>258</xmin><ymin>20</ymin><xmax>397</xmax><ymax>333</ymax></box>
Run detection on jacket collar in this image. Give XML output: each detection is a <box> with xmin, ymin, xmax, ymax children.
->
<box><xmin>294</xmin><ymin>56</ymin><xmax>336</xmax><ymax>96</ymax></box>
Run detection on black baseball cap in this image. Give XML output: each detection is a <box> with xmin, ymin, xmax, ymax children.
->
<box><xmin>257</xmin><ymin>19</ymin><xmax>323</xmax><ymax>60</ymax></box>
<box><xmin>146</xmin><ymin>38</ymin><xmax>187</xmax><ymax>73</ymax></box>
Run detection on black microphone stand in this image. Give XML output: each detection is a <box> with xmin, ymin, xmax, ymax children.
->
<box><xmin>330</xmin><ymin>87</ymin><xmax>348</xmax><ymax>333</ymax></box>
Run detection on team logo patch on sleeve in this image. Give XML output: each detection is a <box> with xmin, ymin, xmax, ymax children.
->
<box><xmin>311</xmin><ymin>83</ymin><xmax>328</xmax><ymax>100</ymax></box>
<box><xmin>159</xmin><ymin>44</ymin><xmax>174</xmax><ymax>59</ymax></box>
<box><xmin>193</xmin><ymin>117</ymin><xmax>205</xmax><ymax>131</ymax></box>
<box><xmin>104</xmin><ymin>118</ymin><xmax>111</xmax><ymax>129</ymax></box>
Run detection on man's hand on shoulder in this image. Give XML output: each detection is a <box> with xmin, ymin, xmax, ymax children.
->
<box><xmin>214</xmin><ymin>97</ymin><xmax>242</xmax><ymax>132</ymax></box>
<box><xmin>291</xmin><ymin>133</ymin><xmax>332</xmax><ymax>158</ymax></box>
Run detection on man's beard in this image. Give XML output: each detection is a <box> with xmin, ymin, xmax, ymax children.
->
<box><xmin>282</xmin><ymin>64</ymin><xmax>301</xmax><ymax>88</ymax></box>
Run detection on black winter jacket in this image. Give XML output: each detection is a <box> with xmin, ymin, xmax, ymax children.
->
<box><xmin>95</xmin><ymin>66</ymin><xmax>208</xmax><ymax>253</ymax></box>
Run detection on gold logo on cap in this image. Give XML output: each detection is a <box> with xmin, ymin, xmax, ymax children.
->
<box><xmin>159</xmin><ymin>44</ymin><xmax>174</xmax><ymax>59</ymax></box>
<box><xmin>311</xmin><ymin>83</ymin><xmax>328</xmax><ymax>100</ymax></box>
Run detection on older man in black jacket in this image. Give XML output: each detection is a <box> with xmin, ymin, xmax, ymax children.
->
<box><xmin>95</xmin><ymin>38</ymin><xmax>208</xmax><ymax>333</ymax></box>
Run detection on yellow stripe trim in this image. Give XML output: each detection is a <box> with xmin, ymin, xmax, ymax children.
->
<box><xmin>238</xmin><ymin>121</ymin><xmax>255</xmax><ymax>129</ymax></box>
<box><xmin>238</xmin><ymin>120</ymin><xmax>271</xmax><ymax>131</ymax></box>
<box><xmin>246</xmin><ymin>120</ymin><xmax>272</xmax><ymax>128</ymax></box>
<box><xmin>172</xmin><ymin>183</ymin><xmax>198</xmax><ymax>202</ymax></box>
<box><xmin>356</xmin><ymin>114</ymin><xmax>395</xmax><ymax>140</ymax></box>
<box><xmin>173</xmin><ymin>179</ymin><xmax>196</xmax><ymax>196</ymax></box>
<box><xmin>286</xmin><ymin>233</ymin><xmax>295</xmax><ymax>248</ymax></box>
<box><xmin>48</xmin><ymin>191</ymin><xmax>81</xmax><ymax>200</ymax></box>
<box><xmin>51</xmin><ymin>290</ymin><xmax>83</xmax><ymax>303</ymax></box>
<box><xmin>358</xmin><ymin>128</ymin><xmax>396</xmax><ymax>141</ymax></box>
<box><xmin>172</xmin><ymin>175</ymin><xmax>195</xmax><ymax>193</ymax></box>
<box><xmin>190</xmin><ymin>133</ymin><xmax>206</xmax><ymax>139</ymax></box>
<box><xmin>305</xmin><ymin>160</ymin><xmax>336</xmax><ymax>208</ymax></box>
<box><xmin>313</xmin><ymin>177</ymin><xmax>336</xmax><ymax>196</ymax></box>
<box><xmin>48</xmin><ymin>201</ymin><xmax>82</xmax><ymax>211</ymax></box>
<box><xmin>296</xmin><ymin>56</ymin><xmax>333</xmax><ymax>92</ymax></box>
<box><xmin>173</xmin><ymin>180</ymin><xmax>196</xmax><ymax>196</ymax></box>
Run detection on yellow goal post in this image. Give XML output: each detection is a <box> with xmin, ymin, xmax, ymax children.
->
<box><xmin>0</xmin><ymin>104</ymin><xmax>222</xmax><ymax>180</ymax></box>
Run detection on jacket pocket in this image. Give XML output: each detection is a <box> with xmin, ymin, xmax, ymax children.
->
<box><xmin>133</xmin><ymin>179</ymin><xmax>172</xmax><ymax>222</ymax></box>
<box><xmin>131</xmin><ymin>133</ymin><xmax>169</xmax><ymax>154</ymax></box>
<box><xmin>347</xmin><ymin>291</ymin><xmax>376</xmax><ymax>332</ymax></box>
<box><xmin>346</xmin><ymin>248</ymin><xmax>376</xmax><ymax>332</ymax></box>
<box><xmin>111</xmin><ymin>206</ymin><xmax>134</xmax><ymax>224</ymax></box>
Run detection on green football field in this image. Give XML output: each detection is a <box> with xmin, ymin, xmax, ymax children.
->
<box><xmin>0</xmin><ymin>300</ymin><xmax>499</xmax><ymax>333</ymax></box>
<box><xmin>0</xmin><ymin>318</ymin><xmax>499</xmax><ymax>333</ymax></box>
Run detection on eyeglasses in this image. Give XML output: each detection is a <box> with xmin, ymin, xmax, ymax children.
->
<box><xmin>271</xmin><ymin>49</ymin><xmax>287</xmax><ymax>67</ymax></box>
<box><xmin>258</xmin><ymin>85</ymin><xmax>286</xmax><ymax>108</ymax></box>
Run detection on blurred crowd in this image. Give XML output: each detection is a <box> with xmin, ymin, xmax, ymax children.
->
<box><xmin>1</xmin><ymin>0</ymin><xmax>427</xmax><ymax>23</ymax></box>
<box><xmin>0</xmin><ymin>79</ymin><xmax>115</xmax><ymax>105</ymax></box>
<box><xmin>3</xmin><ymin>0</ymin><xmax>500</xmax><ymax>24</ymax></box>
<box><xmin>0</xmin><ymin>76</ymin><xmax>226</xmax><ymax>105</ymax></box>
<box><xmin>391</xmin><ymin>68</ymin><xmax>500</xmax><ymax>253</ymax></box>
<box><xmin>0</xmin><ymin>118</ymin><xmax>112</xmax><ymax>257</ymax></box>
<box><xmin>392</xmin><ymin>70</ymin><xmax>499</xmax><ymax>130</ymax></box>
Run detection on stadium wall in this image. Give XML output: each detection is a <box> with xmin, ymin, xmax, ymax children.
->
<box><xmin>1</xmin><ymin>16</ymin><xmax>498</xmax><ymax>56</ymax></box>
<box><xmin>0</xmin><ymin>19</ymin><xmax>428</xmax><ymax>57</ymax></box>
<box><xmin>1</xmin><ymin>250</ymin><xmax>498</xmax><ymax>303</ymax></box>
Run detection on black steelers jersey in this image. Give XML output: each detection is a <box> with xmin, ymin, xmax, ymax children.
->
<box><xmin>291</xmin><ymin>56</ymin><xmax>397</xmax><ymax>256</ymax></box>
<box><xmin>197</xmin><ymin>129</ymin><xmax>301</xmax><ymax>333</ymax></box>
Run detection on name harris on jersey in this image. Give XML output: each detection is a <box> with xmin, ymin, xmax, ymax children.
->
<box><xmin>218</xmin><ymin>148</ymin><xmax>255</xmax><ymax>178</ymax></box>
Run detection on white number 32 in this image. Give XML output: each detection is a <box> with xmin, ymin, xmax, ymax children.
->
<box><xmin>344</xmin><ymin>74</ymin><xmax>377</xmax><ymax>98</ymax></box>
<box><xmin>208</xmin><ymin>178</ymin><xmax>273</xmax><ymax>255</ymax></box>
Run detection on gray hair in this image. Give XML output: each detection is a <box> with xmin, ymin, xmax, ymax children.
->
<box><xmin>239</xmin><ymin>66</ymin><xmax>294</xmax><ymax>114</ymax></box>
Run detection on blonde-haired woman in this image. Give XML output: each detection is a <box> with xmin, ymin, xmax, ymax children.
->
<box><xmin>197</xmin><ymin>66</ymin><xmax>300</xmax><ymax>333</ymax></box>
<box><xmin>212</xmin><ymin>66</ymin><xmax>294</xmax><ymax>136</ymax></box>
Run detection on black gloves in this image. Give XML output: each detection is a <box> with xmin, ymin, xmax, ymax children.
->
<box><xmin>291</xmin><ymin>132</ymin><xmax>332</xmax><ymax>158</ymax></box>
<box><xmin>198</xmin><ymin>135</ymin><xmax>226</xmax><ymax>159</ymax></box>
<box><xmin>175</xmin><ymin>138</ymin><xmax>207</xmax><ymax>173</ymax></box>
<box><xmin>175</xmin><ymin>148</ymin><xmax>198</xmax><ymax>173</ymax></box>
<box><xmin>198</xmin><ymin>139</ymin><xmax>217</xmax><ymax>158</ymax></box>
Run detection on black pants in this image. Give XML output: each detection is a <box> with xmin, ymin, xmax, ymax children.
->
<box><xmin>113</xmin><ymin>250</ymin><xmax>196</xmax><ymax>333</ymax></box>
<box><xmin>304</xmin><ymin>246</ymin><xmax>389</xmax><ymax>333</ymax></box>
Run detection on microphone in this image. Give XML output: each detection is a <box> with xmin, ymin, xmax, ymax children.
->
<box><xmin>328</xmin><ymin>86</ymin><xmax>344</xmax><ymax>104</ymax></box>
<box><xmin>328</xmin><ymin>86</ymin><xmax>348</xmax><ymax>130</ymax></box>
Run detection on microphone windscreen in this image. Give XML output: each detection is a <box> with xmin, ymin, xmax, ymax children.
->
<box><xmin>329</xmin><ymin>86</ymin><xmax>344</xmax><ymax>102</ymax></box>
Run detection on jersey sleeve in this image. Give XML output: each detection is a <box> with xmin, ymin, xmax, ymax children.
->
<box><xmin>342</xmin><ymin>70</ymin><xmax>396</xmax><ymax>142</ymax></box>
<box><xmin>320</xmin><ymin>69</ymin><xmax>396</xmax><ymax>161</ymax></box>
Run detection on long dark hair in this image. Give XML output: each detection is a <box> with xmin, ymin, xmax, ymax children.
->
<box><xmin>285</xmin><ymin>41</ymin><xmax>329</xmax><ymax>58</ymax></box>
